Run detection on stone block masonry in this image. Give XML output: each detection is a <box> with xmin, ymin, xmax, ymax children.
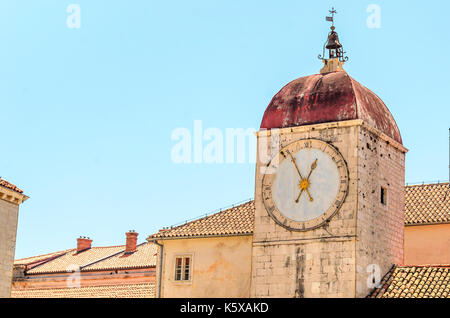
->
<box><xmin>0</xmin><ymin>185</ymin><xmax>28</xmax><ymax>298</ymax></box>
<box><xmin>251</xmin><ymin>120</ymin><xmax>407</xmax><ymax>298</ymax></box>
<box><xmin>0</xmin><ymin>199</ymin><xmax>20</xmax><ymax>297</ymax></box>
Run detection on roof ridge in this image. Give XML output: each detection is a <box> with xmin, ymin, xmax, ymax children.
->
<box><xmin>23</xmin><ymin>249</ymin><xmax>73</xmax><ymax>273</ymax></box>
<box><xmin>366</xmin><ymin>264</ymin><xmax>397</xmax><ymax>298</ymax></box>
<box><xmin>161</xmin><ymin>199</ymin><xmax>254</xmax><ymax>231</ymax></box>
<box><xmin>15</xmin><ymin>249</ymin><xmax>73</xmax><ymax>262</ymax></box>
<box><xmin>17</xmin><ymin>244</ymin><xmax>129</xmax><ymax>261</ymax></box>
<box><xmin>89</xmin><ymin>245</ymin><xmax>125</xmax><ymax>249</ymax></box>
<box><xmin>80</xmin><ymin>248</ymin><xmax>127</xmax><ymax>270</ymax></box>
<box><xmin>80</xmin><ymin>242</ymin><xmax>154</xmax><ymax>270</ymax></box>
<box><xmin>0</xmin><ymin>177</ymin><xmax>24</xmax><ymax>194</ymax></box>
<box><xmin>148</xmin><ymin>200</ymin><xmax>255</xmax><ymax>240</ymax></box>
<box><xmin>406</xmin><ymin>181</ymin><xmax>449</xmax><ymax>187</ymax></box>
<box><xmin>79</xmin><ymin>243</ymin><xmax>154</xmax><ymax>270</ymax></box>
<box><xmin>398</xmin><ymin>264</ymin><xmax>450</xmax><ymax>268</ymax></box>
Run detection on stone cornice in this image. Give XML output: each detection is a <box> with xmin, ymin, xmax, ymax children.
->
<box><xmin>256</xmin><ymin>119</ymin><xmax>408</xmax><ymax>154</ymax></box>
<box><xmin>0</xmin><ymin>186</ymin><xmax>29</xmax><ymax>205</ymax></box>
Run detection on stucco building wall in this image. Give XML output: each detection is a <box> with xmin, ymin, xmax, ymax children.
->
<box><xmin>404</xmin><ymin>224</ymin><xmax>450</xmax><ymax>265</ymax></box>
<box><xmin>158</xmin><ymin>235</ymin><xmax>253</xmax><ymax>298</ymax></box>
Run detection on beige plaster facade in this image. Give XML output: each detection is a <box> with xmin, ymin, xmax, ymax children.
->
<box><xmin>251</xmin><ymin>120</ymin><xmax>406</xmax><ymax>298</ymax></box>
<box><xmin>0</xmin><ymin>186</ymin><xmax>28</xmax><ymax>297</ymax></box>
<box><xmin>155</xmin><ymin>235</ymin><xmax>253</xmax><ymax>298</ymax></box>
<box><xmin>404</xmin><ymin>223</ymin><xmax>450</xmax><ymax>265</ymax></box>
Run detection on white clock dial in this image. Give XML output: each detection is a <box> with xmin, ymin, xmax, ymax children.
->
<box><xmin>272</xmin><ymin>148</ymin><xmax>340</xmax><ymax>222</ymax></box>
<box><xmin>262</xmin><ymin>139</ymin><xmax>349</xmax><ymax>231</ymax></box>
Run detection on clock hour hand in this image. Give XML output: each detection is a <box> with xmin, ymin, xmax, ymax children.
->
<box><xmin>306</xmin><ymin>159</ymin><xmax>318</xmax><ymax>181</ymax></box>
<box><xmin>296</xmin><ymin>159</ymin><xmax>317</xmax><ymax>203</ymax></box>
<box><xmin>295</xmin><ymin>189</ymin><xmax>304</xmax><ymax>203</ymax></box>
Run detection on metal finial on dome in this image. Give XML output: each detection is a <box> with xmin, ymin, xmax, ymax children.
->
<box><xmin>318</xmin><ymin>8</ymin><xmax>348</xmax><ymax>73</ymax></box>
<box><xmin>327</xmin><ymin>7</ymin><xmax>337</xmax><ymax>29</ymax></box>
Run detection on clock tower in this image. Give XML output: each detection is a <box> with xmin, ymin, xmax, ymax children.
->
<box><xmin>250</xmin><ymin>11</ymin><xmax>407</xmax><ymax>298</ymax></box>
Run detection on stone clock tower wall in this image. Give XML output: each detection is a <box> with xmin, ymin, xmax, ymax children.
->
<box><xmin>355</xmin><ymin>125</ymin><xmax>405</xmax><ymax>297</ymax></box>
<box><xmin>251</xmin><ymin>120</ymin><xmax>406</xmax><ymax>298</ymax></box>
<box><xmin>252</xmin><ymin>121</ymin><xmax>360</xmax><ymax>298</ymax></box>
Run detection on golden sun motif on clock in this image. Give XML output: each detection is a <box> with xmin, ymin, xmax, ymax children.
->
<box><xmin>262</xmin><ymin>139</ymin><xmax>349</xmax><ymax>232</ymax></box>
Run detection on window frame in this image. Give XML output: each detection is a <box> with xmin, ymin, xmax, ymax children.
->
<box><xmin>173</xmin><ymin>254</ymin><xmax>193</xmax><ymax>283</ymax></box>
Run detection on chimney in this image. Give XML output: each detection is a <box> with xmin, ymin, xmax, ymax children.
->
<box><xmin>125</xmin><ymin>230</ymin><xmax>138</xmax><ymax>254</ymax></box>
<box><xmin>77</xmin><ymin>236</ymin><xmax>92</xmax><ymax>253</ymax></box>
<box><xmin>159</xmin><ymin>227</ymin><xmax>169</xmax><ymax>233</ymax></box>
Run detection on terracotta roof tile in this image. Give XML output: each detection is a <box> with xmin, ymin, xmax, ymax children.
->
<box><xmin>148</xmin><ymin>184</ymin><xmax>449</xmax><ymax>240</ymax></box>
<box><xmin>0</xmin><ymin>177</ymin><xmax>24</xmax><ymax>194</ymax></box>
<box><xmin>405</xmin><ymin>183</ymin><xmax>450</xmax><ymax>225</ymax></box>
<box><xmin>11</xmin><ymin>283</ymin><xmax>155</xmax><ymax>298</ymax></box>
<box><xmin>82</xmin><ymin>243</ymin><xmax>157</xmax><ymax>271</ymax></box>
<box><xmin>26</xmin><ymin>246</ymin><xmax>125</xmax><ymax>274</ymax></box>
<box><xmin>14</xmin><ymin>249</ymin><xmax>72</xmax><ymax>270</ymax></box>
<box><xmin>149</xmin><ymin>200</ymin><xmax>254</xmax><ymax>239</ymax></box>
<box><xmin>368</xmin><ymin>265</ymin><xmax>450</xmax><ymax>298</ymax></box>
<box><xmin>21</xmin><ymin>243</ymin><xmax>157</xmax><ymax>274</ymax></box>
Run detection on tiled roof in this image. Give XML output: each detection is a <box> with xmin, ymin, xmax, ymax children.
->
<box><xmin>149</xmin><ymin>200</ymin><xmax>254</xmax><ymax>239</ymax></box>
<box><xmin>14</xmin><ymin>250</ymin><xmax>72</xmax><ymax>270</ymax></box>
<box><xmin>11</xmin><ymin>283</ymin><xmax>155</xmax><ymax>298</ymax></box>
<box><xmin>148</xmin><ymin>184</ymin><xmax>450</xmax><ymax>240</ymax></box>
<box><xmin>368</xmin><ymin>265</ymin><xmax>450</xmax><ymax>298</ymax></box>
<box><xmin>0</xmin><ymin>177</ymin><xmax>24</xmax><ymax>194</ymax></box>
<box><xmin>26</xmin><ymin>246</ymin><xmax>126</xmax><ymax>274</ymax></box>
<box><xmin>405</xmin><ymin>182</ymin><xmax>450</xmax><ymax>225</ymax></box>
<box><xmin>22</xmin><ymin>243</ymin><xmax>157</xmax><ymax>274</ymax></box>
<box><xmin>82</xmin><ymin>243</ymin><xmax>157</xmax><ymax>271</ymax></box>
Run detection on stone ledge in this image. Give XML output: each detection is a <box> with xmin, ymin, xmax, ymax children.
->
<box><xmin>0</xmin><ymin>186</ymin><xmax>29</xmax><ymax>206</ymax></box>
<box><xmin>256</xmin><ymin>119</ymin><xmax>408</xmax><ymax>154</ymax></box>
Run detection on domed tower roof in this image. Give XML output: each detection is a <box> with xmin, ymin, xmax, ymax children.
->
<box><xmin>260</xmin><ymin>8</ymin><xmax>402</xmax><ymax>144</ymax></box>
<box><xmin>260</xmin><ymin>71</ymin><xmax>402</xmax><ymax>144</ymax></box>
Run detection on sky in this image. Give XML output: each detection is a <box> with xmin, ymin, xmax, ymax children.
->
<box><xmin>1</xmin><ymin>1</ymin><xmax>449</xmax><ymax>259</ymax></box>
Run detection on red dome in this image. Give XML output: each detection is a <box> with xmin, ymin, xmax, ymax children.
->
<box><xmin>260</xmin><ymin>71</ymin><xmax>402</xmax><ymax>144</ymax></box>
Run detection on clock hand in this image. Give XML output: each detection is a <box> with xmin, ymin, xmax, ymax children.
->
<box><xmin>288</xmin><ymin>152</ymin><xmax>306</xmax><ymax>204</ymax></box>
<box><xmin>304</xmin><ymin>159</ymin><xmax>318</xmax><ymax>202</ymax></box>
<box><xmin>288</xmin><ymin>152</ymin><xmax>304</xmax><ymax>181</ymax></box>
<box><xmin>306</xmin><ymin>159</ymin><xmax>318</xmax><ymax>182</ymax></box>
<box><xmin>296</xmin><ymin>159</ymin><xmax>317</xmax><ymax>203</ymax></box>
<box><xmin>305</xmin><ymin>188</ymin><xmax>313</xmax><ymax>202</ymax></box>
<box><xmin>295</xmin><ymin>189</ymin><xmax>304</xmax><ymax>203</ymax></box>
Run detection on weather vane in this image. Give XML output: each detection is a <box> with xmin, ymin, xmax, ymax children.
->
<box><xmin>318</xmin><ymin>7</ymin><xmax>348</xmax><ymax>63</ymax></box>
<box><xmin>326</xmin><ymin>7</ymin><xmax>337</xmax><ymax>28</ymax></box>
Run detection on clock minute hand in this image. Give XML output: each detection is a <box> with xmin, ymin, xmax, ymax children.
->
<box><xmin>288</xmin><ymin>152</ymin><xmax>304</xmax><ymax>181</ymax></box>
<box><xmin>305</xmin><ymin>188</ymin><xmax>313</xmax><ymax>202</ymax></box>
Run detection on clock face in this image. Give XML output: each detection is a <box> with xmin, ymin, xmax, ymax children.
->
<box><xmin>262</xmin><ymin>139</ymin><xmax>349</xmax><ymax>232</ymax></box>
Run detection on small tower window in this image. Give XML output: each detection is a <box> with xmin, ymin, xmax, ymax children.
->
<box><xmin>380</xmin><ymin>187</ymin><xmax>387</xmax><ymax>205</ymax></box>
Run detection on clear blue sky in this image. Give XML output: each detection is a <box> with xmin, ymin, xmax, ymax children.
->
<box><xmin>2</xmin><ymin>1</ymin><xmax>449</xmax><ymax>259</ymax></box>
